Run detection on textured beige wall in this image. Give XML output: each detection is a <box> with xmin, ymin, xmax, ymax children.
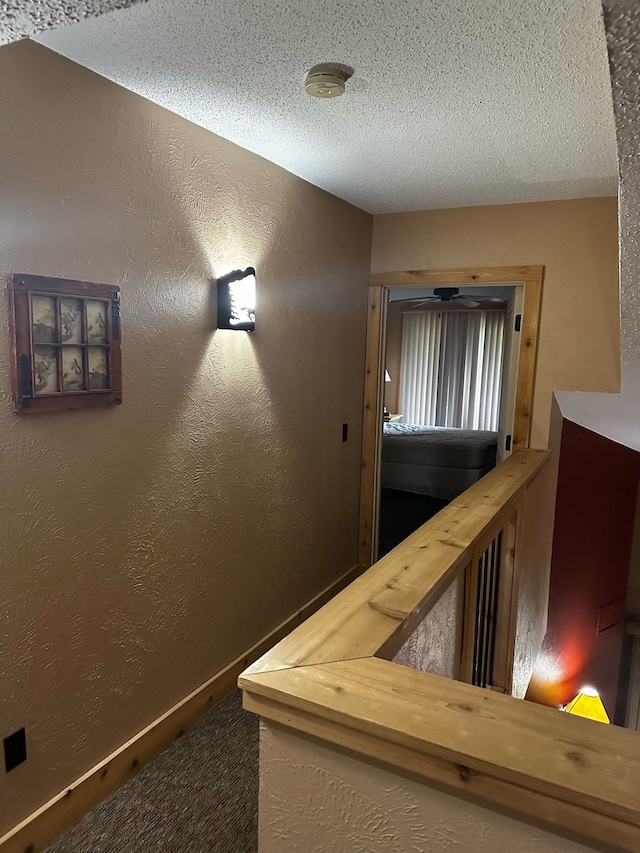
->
<box><xmin>259</xmin><ymin>721</ymin><xmax>594</xmax><ymax>853</ymax></box>
<box><xmin>392</xmin><ymin>575</ymin><xmax>461</xmax><ymax>678</ymax></box>
<box><xmin>0</xmin><ymin>41</ymin><xmax>372</xmax><ymax>832</ymax></box>
<box><xmin>372</xmin><ymin>198</ymin><xmax>620</xmax><ymax>449</ymax></box>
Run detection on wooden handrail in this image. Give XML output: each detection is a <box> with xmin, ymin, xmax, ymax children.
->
<box><xmin>240</xmin><ymin>449</ymin><xmax>640</xmax><ymax>852</ymax></box>
<box><xmin>245</xmin><ymin>449</ymin><xmax>547</xmax><ymax>674</ymax></box>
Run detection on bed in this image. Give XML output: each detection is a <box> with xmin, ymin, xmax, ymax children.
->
<box><xmin>381</xmin><ymin>423</ymin><xmax>498</xmax><ymax>501</ymax></box>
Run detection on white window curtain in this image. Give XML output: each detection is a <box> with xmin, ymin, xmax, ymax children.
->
<box><xmin>399</xmin><ymin>310</ymin><xmax>505</xmax><ymax>431</ymax></box>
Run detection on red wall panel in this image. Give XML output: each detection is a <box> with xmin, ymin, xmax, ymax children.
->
<box><xmin>528</xmin><ymin>420</ymin><xmax>640</xmax><ymax>718</ymax></box>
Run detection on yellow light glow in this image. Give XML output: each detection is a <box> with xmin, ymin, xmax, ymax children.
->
<box><xmin>564</xmin><ymin>686</ymin><xmax>610</xmax><ymax>724</ymax></box>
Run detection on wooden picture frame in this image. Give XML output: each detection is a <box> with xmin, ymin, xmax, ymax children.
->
<box><xmin>9</xmin><ymin>273</ymin><xmax>123</xmax><ymax>413</ymax></box>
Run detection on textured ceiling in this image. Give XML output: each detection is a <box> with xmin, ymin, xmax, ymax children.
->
<box><xmin>36</xmin><ymin>0</ymin><xmax>618</xmax><ymax>213</ymax></box>
<box><xmin>0</xmin><ymin>0</ymin><xmax>146</xmax><ymax>43</ymax></box>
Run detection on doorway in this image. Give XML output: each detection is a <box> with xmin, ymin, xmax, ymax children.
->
<box><xmin>359</xmin><ymin>266</ymin><xmax>543</xmax><ymax>568</ymax></box>
<box><xmin>379</xmin><ymin>284</ymin><xmax>520</xmax><ymax>555</ymax></box>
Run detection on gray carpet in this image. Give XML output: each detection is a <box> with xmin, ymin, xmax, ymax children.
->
<box><xmin>46</xmin><ymin>691</ymin><xmax>258</xmax><ymax>853</ymax></box>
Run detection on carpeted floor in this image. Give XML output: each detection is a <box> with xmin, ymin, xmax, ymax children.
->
<box><xmin>43</xmin><ymin>493</ymin><xmax>443</xmax><ymax>853</ymax></box>
<box><xmin>46</xmin><ymin>691</ymin><xmax>259</xmax><ymax>853</ymax></box>
<box><xmin>378</xmin><ymin>488</ymin><xmax>449</xmax><ymax>557</ymax></box>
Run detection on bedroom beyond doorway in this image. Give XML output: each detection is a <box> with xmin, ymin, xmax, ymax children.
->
<box><xmin>379</xmin><ymin>285</ymin><xmax>518</xmax><ymax>556</ymax></box>
<box><xmin>359</xmin><ymin>266</ymin><xmax>543</xmax><ymax>567</ymax></box>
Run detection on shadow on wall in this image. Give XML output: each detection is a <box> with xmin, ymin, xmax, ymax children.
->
<box><xmin>527</xmin><ymin>420</ymin><xmax>640</xmax><ymax>718</ymax></box>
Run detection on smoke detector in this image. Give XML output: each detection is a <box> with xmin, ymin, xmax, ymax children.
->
<box><xmin>304</xmin><ymin>64</ymin><xmax>351</xmax><ymax>98</ymax></box>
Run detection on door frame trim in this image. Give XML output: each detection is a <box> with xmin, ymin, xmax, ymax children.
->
<box><xmin>359</xmin><ymin>265</ymin><xmax>544</xmax><ymax>568</ymax></box>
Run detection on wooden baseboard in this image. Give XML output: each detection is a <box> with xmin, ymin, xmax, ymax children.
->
<box><xmin>0</xmin><ymin>564</ymin><xmax>361</xmax><ymax>853</ymax></box>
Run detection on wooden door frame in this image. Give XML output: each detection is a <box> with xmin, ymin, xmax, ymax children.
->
<box><xmin>359</xmin><ymin>265</ymin><xmax>544</xmax><ymax>569</ymax></box>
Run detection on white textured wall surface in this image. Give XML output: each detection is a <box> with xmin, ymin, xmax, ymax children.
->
<box><xmin>259</xmin><ymin>722</ymin><xmax>594</xmax><ymax>853</ymax></box>
<box><xmin>0</xmin><ymin>0</ymin><xmax>146</xmax><ymax>44</ymax></box>
<box><xmin>0</xmin><ymin>41</ymin><xmax>371</xmax><ymax>833</ymax></box>
<box><xmin>555</xmin><ymin>365</ymin><xmax>640</xmax><ymax>451</ymax></box>
<box><xmin>392</xmin><ymin>577</ymin><xmax>460</xmax><ymax>679</ymax></box>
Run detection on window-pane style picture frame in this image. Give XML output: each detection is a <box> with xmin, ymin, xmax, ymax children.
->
<box><xmin>9</xmin><ymin>274</ymin><xmax>122</xmax><ymax>413</ymax></box>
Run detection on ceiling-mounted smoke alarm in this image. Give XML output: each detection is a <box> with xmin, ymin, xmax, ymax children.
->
<box><xmin>304</xmin><ymin>64</ymin><xmax>351</xmax><ymax>98</ymax></box>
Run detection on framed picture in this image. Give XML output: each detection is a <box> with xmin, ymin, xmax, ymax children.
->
<box><xmin>9</xmin><ymin>273</ymin><xmax>122</xmax><ymax>413</ymax></box>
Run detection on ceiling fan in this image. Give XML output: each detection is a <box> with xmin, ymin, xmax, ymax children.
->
<box><xmin>405</xmin><ymin>287</ymin><xmax>506</xmax><ymax>308</ymax></box>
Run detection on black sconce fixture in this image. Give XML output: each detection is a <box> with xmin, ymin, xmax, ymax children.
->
<box><xmin>216</xmin><ymin>267</ymin><xmax>256</xmax><ymax>331</ymax></box>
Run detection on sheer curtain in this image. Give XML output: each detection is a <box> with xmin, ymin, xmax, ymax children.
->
<box><xmin>399</xmin><ymin>310</ymin><xmax>505</xmax><ymax>430</ymax></box>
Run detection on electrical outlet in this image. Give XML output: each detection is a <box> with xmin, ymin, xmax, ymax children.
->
<box><xmin>4</xmin><ymin>728</ymin><xmax>26</xmax><ymax>772</ymax></box>
<box><xmin>342</xmin><ymin>423</ymin><xmax>349</xmax><ymax>442</ymax></box>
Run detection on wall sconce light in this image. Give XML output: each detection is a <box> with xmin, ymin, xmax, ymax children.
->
<box><xmin>216</xmin><ymin>267</ymin><xmax>256</xmax><ymax>331</ymax></box>
<box><xmin>563</xmin><ymin>686</ymin><xmax>610</xmax><ymax>724</ymax></box>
